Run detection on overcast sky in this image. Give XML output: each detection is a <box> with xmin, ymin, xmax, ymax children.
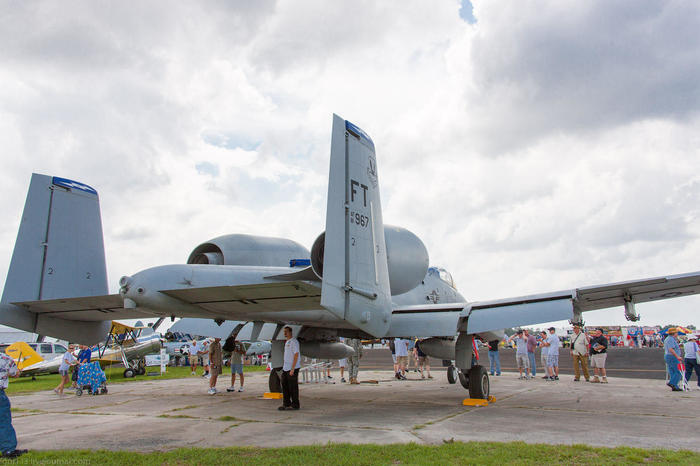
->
<box><xmin>1</xmin><ymin>0</ymin><xmax>699</xmax><ymax>332</ymax></box>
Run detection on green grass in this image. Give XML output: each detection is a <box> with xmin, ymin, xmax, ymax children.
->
<box><xmin>10</xmin><ymin>442</ymin><xmax>700</xmax><ymax>465</ymax></box>
<box><xmin>6</xmin><ymin>365</ymin><xmax>267</xmax><ymax>395</ymax></box>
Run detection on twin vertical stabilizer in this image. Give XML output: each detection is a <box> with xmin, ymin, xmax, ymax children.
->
<box><xmin>320</xmin><ymin>115</ymin><xmax>392</xmax><ymax>337</ymax></box>
<box><xmin>1</xmin><ymin>174</ymin><xmax>110</xmax><ymax>342</ymax></box>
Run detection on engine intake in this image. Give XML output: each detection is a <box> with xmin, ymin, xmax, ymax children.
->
<box><xmin>310</xmin><ymin>225</ymin><xmax>429</xmax><ymax>296</ymax></box>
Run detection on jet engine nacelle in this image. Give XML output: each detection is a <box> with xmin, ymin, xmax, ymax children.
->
<box><xmin>418</xmin><ymin>337</ymin><xmax>456</xmax><ymax>360</ymax></box>
<box><xmin>419</xmin><ymin>331</ymin><xmax>506</xmax><ymax>360</ymax></box>
<box><xmin>310</xmin><ymin>225</ymin><xmax>429</xmax><ymax>295</ymax></box>
<box><xmin>300</xmin><ymin>341</ymin><xmax>355</xmax><ymax>359</ymax></box>
<box><xmin>187</xmin><ymin>234</ymin><xmax>310</xmax><ymax>267</ymax></box>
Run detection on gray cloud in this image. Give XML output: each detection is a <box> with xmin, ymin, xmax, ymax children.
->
<box><xmin>1</xmin><ymin>0</ymin><xmax>699</xmax><ymax>328</ymax></box>
<box><xmin>466</xmin><ymin>0</ymin><xmax>700</xmax><ymax>154</ymax></box>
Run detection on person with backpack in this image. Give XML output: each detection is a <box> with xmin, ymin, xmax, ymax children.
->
<box><xmin>223</xmin><ymin>336</ymin><xmax>245</xmax><ymax>392</ymax></box>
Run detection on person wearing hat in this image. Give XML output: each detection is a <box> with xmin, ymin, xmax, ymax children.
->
<box><xmin>542</xmin><ymin>327</ymin><xmax>561</xmax><ymax>381</ymax></box>
<box><xmin>188</xmin><ymin>339</ymin><xmax>199</xmax><ymax>375</ymax></box>
<box><xmin>570</xmin><ymin>324</ymin><xmax>590</xmax><ymax>382</ymax></box>
<box><xmin>507</xmin><ymin>330</ymin><xmax>531</xmax><ymax>380</ymax></box>
<box><xmin>682</xmin><ymin>334</ymin><xmax>700</xmax><ymax>390</ymax></box>
<box><xmin>207</xmin><ymin>337</ymin><xmax>223</xmax><ymax>395</ymax></box>
<box><xmin>663</xmin><ymin>327</ymin><xmax>683</xmax><ymax>391</ymax></box>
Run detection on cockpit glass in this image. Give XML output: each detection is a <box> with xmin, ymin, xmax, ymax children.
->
<box><xmin>429</xmin><ymin>266</ymin><xmax>455</xmax><ymax>288</ymax></box>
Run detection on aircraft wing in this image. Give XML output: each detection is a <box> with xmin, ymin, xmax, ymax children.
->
<box><xmin>11</xmin><ymin>294</ymin><xmax>157</xmax><ymax>321</ymax></box>
<box><xmin>160</xmin><ymin>281</ymin><xmax>321</xmax><ymax>314</ymax></box>
<box><xmin>572</xmin><ymin>271</ymin><xmax>700</xmax><ymax>311</ymax></box>
<box><xmin>465</xmin><ymin>271</ymin><xmax>700</xmax><ymax>334</ymax></box>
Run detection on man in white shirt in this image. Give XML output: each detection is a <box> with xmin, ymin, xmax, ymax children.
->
<box><xmin>543</xmin><ymin>327</ymin><xmax>561</xmax><ymax>381</ymax></box>
<box><xmin>394</xmin><ymin>338</ymin><xmax>409</xmax><ymax>380</ymax></box>
<box><xmin>188</xmin><ymin>340</ymin><xmax>199</xmax><ymax>375</ymax></box>
<box><xmin>683</xmin><ymin>334</ymin><xmax>700</xmax><ymax>390</ymax></box>
<box><xmin>279</xmin><ymin>326</ymin><xmax>301</xmax><ymax>410</ymax></box>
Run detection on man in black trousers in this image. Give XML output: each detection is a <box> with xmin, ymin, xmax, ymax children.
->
<box><xmin>279</xmin><ymin>326</ymin><xmax>301</xmax><ymax>410</ymax></box>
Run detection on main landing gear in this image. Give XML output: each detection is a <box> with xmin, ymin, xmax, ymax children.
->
<box><xmin>447</xmin><ymin>363</ymin><xmax>490</xmax><ymax>399</ymax></box>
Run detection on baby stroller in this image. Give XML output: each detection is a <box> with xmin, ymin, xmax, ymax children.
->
<box><xmin>75</xmin><ymin>361</ymin><xmax>108</xmax><ymax>396</ymax></box>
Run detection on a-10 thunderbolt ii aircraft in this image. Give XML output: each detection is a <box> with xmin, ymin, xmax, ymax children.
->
<box><xmin>2</xmin><ymin>114</ymin><xmax>700</xmax><ymax>399</ymax></box>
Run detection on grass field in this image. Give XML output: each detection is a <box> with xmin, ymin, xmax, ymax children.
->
<box><xmin>12</xmin><ymin>442</ymin><xmax>700</xmax><ymax>465</ymax></box>
<box><xmin>6</xmin><ymin>365</ymin><xmax>268</xmax><ymax>395</ymax></box>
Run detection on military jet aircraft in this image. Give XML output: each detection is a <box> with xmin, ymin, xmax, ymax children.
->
<box><xmin>3</xmin><ymin>114</ymin><xmax>700</xmax><ymax>399</ymax></box>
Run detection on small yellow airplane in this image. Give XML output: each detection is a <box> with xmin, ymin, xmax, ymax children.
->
<box><xmin>4</xmin><ymin>321</ymin><xmax>161</xmax><ymax>377</ymax></box>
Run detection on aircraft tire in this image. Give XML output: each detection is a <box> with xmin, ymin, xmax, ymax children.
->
<box><xmin>467</xmin><ymin>365</ymin><xmax>489</xmax><ymax>400</ymax></box>
<box><xmin>123</xmin><ymin>368</ymin><xmax>135</xmax><ymax>378</ymax></box>
<box><xmin>269</xmin><ymin>368</ymin><xmax>282</xmax><ymax>393</ymax></box>
<box><xmin>446</xmin><ymin>365</ymin><xmax>458</xmax><ymax>384</ymax></box>
<box><xmin>458</xmin><ymin>370</ymin><xmax>469</xmax><ymax>390</ymax></box>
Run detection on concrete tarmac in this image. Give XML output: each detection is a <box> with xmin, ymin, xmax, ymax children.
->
<box><xmin>11</xmin><ymin>368</ymin><xmax>700</xmax><ymax>452</ymax></box>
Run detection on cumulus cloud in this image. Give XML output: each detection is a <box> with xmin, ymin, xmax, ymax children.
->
<box><xmin>0</xmin><ymin>0</ymin><xmax>699</xmax><ymax>329</ymax></box>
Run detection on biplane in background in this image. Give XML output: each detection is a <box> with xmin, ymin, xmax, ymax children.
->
<box><xmin>4</xmin><ymin>321</ymin><xmax>160</xmax><ymax>378</ymax></box>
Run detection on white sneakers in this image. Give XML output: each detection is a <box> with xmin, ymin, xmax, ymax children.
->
<box><xmin>226</xmin><ymin>386</ymin><xmax>244</xmax><ymax>392</ymax></box>
<box><xmin>238</xmin><ymin>387</ymin><xmax>244</xmax><ymax>392</ymax></box>
<box><xmin>207</xmin><ymin>388</ymin><xmax>216</xmax><ymax>395</ymax></box>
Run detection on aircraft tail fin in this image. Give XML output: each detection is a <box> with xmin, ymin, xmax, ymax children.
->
<box><xmin>317</xmin><ymin>115</ymin><xmax>392</xmax><ymax>337</ymax></box>
<box><xmin>5</xmin><ymin>341</ymin><xmax>44</xmax><ymax>370</ymax></box>
<box><xmin>1</xmin><ymin>174</ymin><xmax>110</xmax><ymax>341</ymax></box>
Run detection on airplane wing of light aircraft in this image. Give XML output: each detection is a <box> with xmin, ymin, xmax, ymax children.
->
<box><xmin>3</xmin><ymin>114</ymin><xmax>700</xmax><ymax>398</ymax></box>
<box><xmin>95</xmin><ymin>321</ymin><xmax>162</xmax><ymax>377</ymax></box>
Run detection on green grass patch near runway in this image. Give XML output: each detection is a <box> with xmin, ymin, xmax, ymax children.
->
<box><xmin>12</xmin><ymin>442</ymin><xmax>700</xmax><ymax>465</ymax></box>
<box><xmin>6</xmin><ymin>365</ymin><xmax>267</xmax><ymax>395</ymax></box>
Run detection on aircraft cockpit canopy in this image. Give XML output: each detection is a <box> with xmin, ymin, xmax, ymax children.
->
<box><xmin>428</xmin><ymin>266</ymin><xmax>456</xmax><ymax>289</ymax></box>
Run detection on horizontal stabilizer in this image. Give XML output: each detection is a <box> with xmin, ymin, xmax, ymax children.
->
<box><xmin>13</xmin><ymin>294</ymin><xmax>154</xmax><ymax>321</ymax></box>
<box><xmin>161</xmin><ymin>281</ymin><xmax>322</xmax><ymax>314</ymax></box>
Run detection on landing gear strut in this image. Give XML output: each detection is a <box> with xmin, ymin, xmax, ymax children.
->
<box><xmin>454</xmin><ymin>332</ymin><xmax>490</xmax><ymax>399</ymax></box>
